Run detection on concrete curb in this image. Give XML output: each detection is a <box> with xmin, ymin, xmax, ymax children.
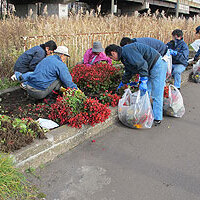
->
<box><xmin>12</xmin><ymin>107</ymin><xmax>118</xmax><ymax>171</ymax></box>
<box><xmin>10</xmin><ymin>68</ymin><xmax>192</xmax><ymax>171</ymax></box>
<box><xmin>0</xmin><ymin>86</ymin><xmax>20</xmax><ymax>95</ymax></box>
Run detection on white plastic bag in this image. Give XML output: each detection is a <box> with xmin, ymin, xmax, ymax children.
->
<box><xmin>163</xmin><ymin>85</ymin><xmax>185</xmax><ymax>118</ymax></box>
<box><xmin>36</xmin><ymin>118</ymin><xmax>59</xmax><ymax>129</ymax></box>
<box><xmin>162</xmin><ymin>51</ymin><xmax>172</xmax><ymax>80</ymax></box>
<box><xmin>191</xmin><ymin>60</ymin><xmax>200</xmax><ymax>83</ymax></box>
<box><xmin>166</xmin><ymin>54</ymin><xmax>172</xmax><ymax>79</ymax></box>
<box><xmin>190</xmin><ymin>39</ymin><xmax>200</xmax><ymax>52</ymax></box>
<box><xmin>192</xmin><ymin>60</ymin><xmax>200</xmax><ymax>74</ymax></box>
<box><xmin>118</xmin><ymin>88</ymin><xmax>154</xmax><ymax>129</ymax></box>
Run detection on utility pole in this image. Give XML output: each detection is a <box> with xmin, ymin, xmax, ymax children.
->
<box><xmin>175</xmin><ymin>0</ymin><xmax>179</xmax><ymax>18</ymax></box>
<box><xmin>111</xmin><ymin>0</ymin><xmax>114</xmax><ymax>15</ymax></box>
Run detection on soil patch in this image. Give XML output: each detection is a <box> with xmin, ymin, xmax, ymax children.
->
<box><xmin>0</xmin><ymin>88</ymin><xmax>56</xmax><ymax>119</ymax></box>
<box><xmin>0</xmin><ymin>88</ymin><xmax>50</xmax><ymax>152</ymax></box>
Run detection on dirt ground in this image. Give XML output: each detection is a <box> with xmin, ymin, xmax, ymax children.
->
<box><xmin>0</xmin><ymin>88</ymin><xmax>48</xmax><ymax>152</ymax></box>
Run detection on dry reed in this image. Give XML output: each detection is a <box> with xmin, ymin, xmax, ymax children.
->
<box><xmin>0</xmin><ymin>11</ymin><xmax>199</xmax><ymax>78</ymax></box>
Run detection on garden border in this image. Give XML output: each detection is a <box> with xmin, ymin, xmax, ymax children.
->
<box><xmin>0</xmin><ymin>67</ymin><xmax>191</xmax><ymax>171</ymax></box>
<box><xmin>8</xmin><ymin>68</ymin><xmax>192</xmax><ymax>171</ymax></box>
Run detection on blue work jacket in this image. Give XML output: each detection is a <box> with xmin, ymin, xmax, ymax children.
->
<box><xmin>133</xmin><ymin>37</ymin><xmax>168</xmax><ymax>56</ymax></box>
<box><xmin>14</xmin><ymin>45</ymin><xmax>46</xmax><ymax>73</ymax></box>
<box><xmin>167</xmin><ymin>38</ymin><xmax>189</xmax><ymax>67</ymax></box>
<box><xmin>27</xmin><ymin>55</ymin><xmax>77</xmax><ymax>90</ymax></box>
<box><xmin>119</xmin><ymin>43</ymin><xmax>160</xmax><ymax>84</ymax></box>
<box><xmin>194</xmin><ymin>46</ymin><xmax>200</xmax><ymax>61</ymax></box>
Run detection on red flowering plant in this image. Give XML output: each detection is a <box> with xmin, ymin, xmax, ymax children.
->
<box><xmin>71</xmin><ymin>63</ymin><xmax>122</xmax><ymax>97</ymax></box>
<box><xmin>48</xmin><ymin>88</ymin><xmax>111</xmax><ymax>128</ymax></box>
<box><xmin>117</xmin><ymin>74</ymin><xmax>140</xmax><ymax>96</ymax></box>
<box><xmin>164</xmin><ymin>85</ymin><xmax>169</xmax><ymax>98</ymax></box>
<box><xmin>99</xmin><ymin>90</ymin><xmax>121</xmax><ymax>107</ymax></box>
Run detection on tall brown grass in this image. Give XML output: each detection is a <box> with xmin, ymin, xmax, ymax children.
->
<box><xmin>0</xmin><ymin>11</ymin><xmax>199</xmax><ymax>79</ymax></box>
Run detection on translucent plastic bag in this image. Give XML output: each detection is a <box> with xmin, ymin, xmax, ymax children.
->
<box><xmin>166</xmin><ymin>54</ymin><xmax>172</xmax><ymax>79</ymax></box>
<box><xmin>192</xmin><ymin>60</ymin><xmax>200</xmax><ymax>75</ymax></box>
<box><xmin>118</xmin><ymin>88</ymin><xmax>154</xmax><ymax>129</ymax></box>
<box><xmin>162</xmin><ymin>51</ymin><xmax>172</xmax><ymax>80</ymax></box>
<box><xmin>163</xmin><ymin>85</ymin><xmax>185</xmax><ymax>118</ymax></box>
<box><xmin>190</xmin><ymin>39</ymin><xmax>200</xmax><ymax>52</ymax></box>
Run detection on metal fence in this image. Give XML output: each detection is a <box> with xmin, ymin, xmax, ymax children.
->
<box><xmin>22</xmin><ymin>32</ymin><xmax>135</xmax><ymax>67</ymax></box>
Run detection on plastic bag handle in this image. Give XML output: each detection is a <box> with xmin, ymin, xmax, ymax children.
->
<box><xmin>135</xmin><ymin>90</ymin><xmax>141</xmax><ymax>104</ymax></box>
<box><xmin>169</xmin><ymin>84</ymin><xmax>180</xmax><ymax>93</ymax></box>
<box><xmin>121</xmin><ymin>88</ymin><xmax>132</xmax><ymax>103</ymax></box>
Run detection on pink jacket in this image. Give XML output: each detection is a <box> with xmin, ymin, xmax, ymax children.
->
<box><xmin>83</xmin><ymin>48</ymin><xmax>112</xmax><ymax>66</ymax></box>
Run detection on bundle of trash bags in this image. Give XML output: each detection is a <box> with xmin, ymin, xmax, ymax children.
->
<box><xmin>118</xmin><ymin>88</ymin><xmax>154</xmax><ymax>129</ymax></box>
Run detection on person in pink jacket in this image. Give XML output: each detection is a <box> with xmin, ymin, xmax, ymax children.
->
<box><xmin>83</xmin><ymin>41</ymin><xmax>112</xmax><ymax>66</ymax></box>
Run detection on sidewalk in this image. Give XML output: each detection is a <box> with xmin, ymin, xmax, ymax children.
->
<box><xmin>29</xmin><ymin>81</ymin><xmax>200</xmax><ymax>200</ymax></box>
<box><xmin>12</xmin><ymin>68</ymin><xmax>192</xmax><ymax>171</ymax></box>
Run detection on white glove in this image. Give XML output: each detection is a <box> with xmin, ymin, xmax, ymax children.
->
<box><xmin>11</xmin><ymin>74</ymin><xmax>17</xmax><ymax>81</ymax></box>
<box><xmin>188</xmin><ymin>58</ymin><xmax>194</xmax><ymax>64</ymax></box>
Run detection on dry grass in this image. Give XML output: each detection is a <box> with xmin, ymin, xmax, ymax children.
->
<box><xmin>0</xmin><ymin>11</ymin><xmax>199</xmax><ymax>79</ymax></box>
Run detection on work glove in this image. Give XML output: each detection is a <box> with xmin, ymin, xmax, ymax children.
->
<box><xmin>11</xmin><ymin>72</ymin><xmax>23</xmax><ymax>81</ymax></box>
<box><xmin>117</xmin><ymin>81</ymin><xmax>124</xmax><ymax>91</ymax></box>
<box><xmin>169</xmin><ymin>49</ymin><xmax>178</xmax><ymax>56</ymax></box>
<box><xmin>139</xmin><ymin>77</ymin><xmax>148</xmax><ymax>96</ymax></box>
<box><xmin>11</xmin><ymin>74</ymin><xmax>17</xmax><ymax>81</ymax></box>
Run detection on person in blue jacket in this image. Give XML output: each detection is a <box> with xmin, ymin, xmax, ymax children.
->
<box><xmin>194</xmin><ymin>26</ymin><xmax>200</xmax><ymax>61</ymax></box>
<box><xmin>26</xmin><ymin>46</ymin><xmax>78</xmax><ymax>100</ymax></box>
<box><xmin>120</xmin><ymin>37</ymin><xmax>168</xmax><ymax>57</ymax></box>
<box><xmin>166</xmin><ymin>29</ymin><xmax>189</xmax><ymax>89</ymax></box>
<box><xmin>11</xmin><ymin>40</ymin><xmax>57</xmax><ymax>88</ymax></box>
<box><xmin>105</xmin><ymin>43</ymin><xmax>167</xmax><ymax>126</ymax></box>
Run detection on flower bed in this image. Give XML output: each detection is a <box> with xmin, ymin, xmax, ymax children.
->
<box><xmin>0</xmin><ymin>63</ymin><xmax>141</xmax><ymax>152</ymax></box>
<box><xmin>0</xmin><ymin>115</ymin><xmax>46</xmax><ymax>153</ymax></box>
<box><xmin>71</xmin><ymin>63</ymin><xmax>122</xmax><ymax>96</ymax></box>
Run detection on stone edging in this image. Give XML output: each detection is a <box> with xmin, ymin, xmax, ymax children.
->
<box><xmin>12</xmin><ymin>107</ymin><xmax>118</xmax><ymax>171</ymax></box>
<box><xmin>9</xmin><ymin>68</ymin><xmax>192</xmax><ymax>171</ymax></box>
<box><xmin>0</xmin><ymin>86</ymin><xmax>20</xmax><ymax>95</ymax></box>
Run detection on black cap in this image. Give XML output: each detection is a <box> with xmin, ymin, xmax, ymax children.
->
<box><xmin>196</xmin><ymin>26</ymin><xmax>200</xmax><ymax>34</ymax></box>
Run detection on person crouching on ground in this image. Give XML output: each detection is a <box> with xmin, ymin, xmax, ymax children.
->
<box><xmin>11</xmin><ymin>40</ymin><xmax>57</xmax><ymax>89</ymax></box>
<box><xmin>26</xmin><ymin>46</ymin><xmax>78</xmax><ymax>100</ymax></box>
<box><xmin>105</xmin><ymin>43</ymin><xmax>167</xmax><ymax>126</ymax></box>
<box><xmin>83</xmin><ymin>41</ymin><xmax>112</xmax><ymax>66</ymax></box>
<box><xmin>166</xmin><ymin>29</ymin><xmax>189</xmax><ymax>90</ymax></box>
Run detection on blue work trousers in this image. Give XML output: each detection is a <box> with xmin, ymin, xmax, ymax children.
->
<box><xmin>147</xmin><ymin>56</ymin><xmax>167</xmax><ymax>121</ymax></box>
<box><xmin>172</xmin><ymin>64</ymin><xmax>186</xmax><ymax>88</ymax></box>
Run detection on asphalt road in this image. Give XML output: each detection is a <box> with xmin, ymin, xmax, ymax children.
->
<box><xmin>29</xmin><ymin>82</ymin><xmax>200</xmax><ymax>200</ymax></box>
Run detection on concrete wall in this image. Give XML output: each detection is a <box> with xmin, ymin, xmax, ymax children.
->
<box><xmin>59</xmin><ymin>4</ymin><xmax>68</xmax><ymax>17</ymax></box>
<box><xmin>15</xmin><ymin>3</ymin><xmax>69</xmax><ymax>18</ymax></box>
<box><xmin>15</xmin><ymin>4</ymin><xmax>37</xmax><ymax>17</ymax></box>
<box><xmin>41</xmin><ymin>3</ymin><xmax>59</xmax><ymax>16</ymax></box>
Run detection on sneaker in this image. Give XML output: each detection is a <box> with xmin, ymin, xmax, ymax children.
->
<box><xmin>20</xmin><ymin>83</ymin><xmax>27</xmax><ymax>90</ymax></box>
<box><xmin>154</xmin><ymin>120</ymin><xmax>161</xmax><ymax>126</ymax></box>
